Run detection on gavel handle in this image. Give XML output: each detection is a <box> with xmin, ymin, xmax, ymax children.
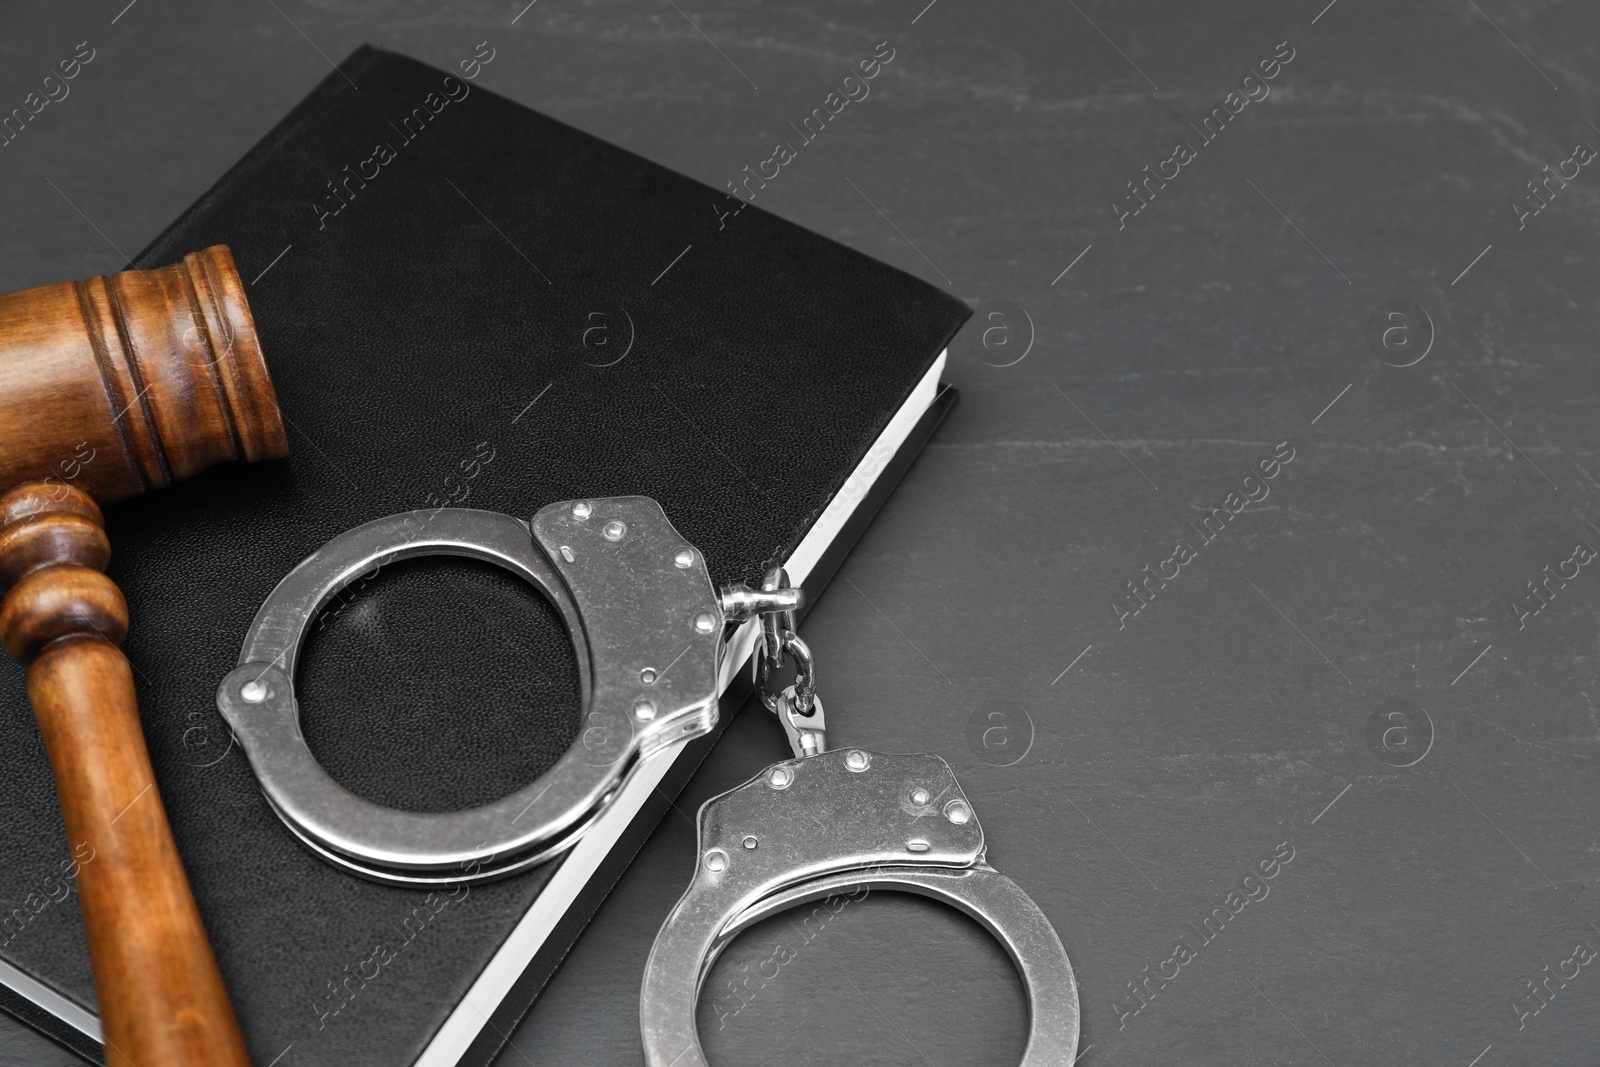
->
<box><xmin>0</xmin><ymin>485</ymin><xmax>251</xmax><ymax>1067</ymax></box>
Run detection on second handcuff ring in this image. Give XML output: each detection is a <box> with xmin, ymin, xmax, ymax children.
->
<box><xmin>640</xmin><ymin>569</ymin><xmax>1081</xmax><ymax>1066</ymax></box>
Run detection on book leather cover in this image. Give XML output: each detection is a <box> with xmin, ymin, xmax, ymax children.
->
<box><xmin>0</xmin><ymin>45</ymin><xmax>968</xmax><ymax>1065</ymax></box>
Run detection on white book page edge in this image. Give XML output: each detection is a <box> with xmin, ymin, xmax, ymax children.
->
<box><xmin>417</xmin><ymin>350</ymin><xmax>945</xmax><ymax>1065</ymax></box>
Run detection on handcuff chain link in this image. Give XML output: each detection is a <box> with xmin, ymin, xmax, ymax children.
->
<box><xmin>753</xmin><ymin>566</ymin><xmax>814</xmax><ymax>713</ymax></box>
<box><xmin>719</xmin><ymin>566</ymin><xmax>822</xmax><ymax>756</ymax></box>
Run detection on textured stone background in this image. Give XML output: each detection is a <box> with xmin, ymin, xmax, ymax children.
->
<box><xmin>2</xmin><ymin>1</ymin><xmax>1598</xmax><ymax>1064</ymax></box>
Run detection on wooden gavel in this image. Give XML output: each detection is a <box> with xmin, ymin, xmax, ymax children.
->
<box><xmin>0</xmin><ymin>246</ymin><xmax>286</xmax><ymax>1066</ymax></box>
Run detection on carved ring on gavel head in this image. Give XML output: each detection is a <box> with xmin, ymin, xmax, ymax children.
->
<box><xmin>0</xmin><ymin>243</ymin><xmax>287</xmax><ymax>502</ymax></box>
<box><xmin>0</xmin><ymin>245</ymin><xmax>286</xmax><ymax>1067</ymax></box>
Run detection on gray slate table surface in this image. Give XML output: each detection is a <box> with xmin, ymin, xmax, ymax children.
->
<box><xmin>2</xmin><ymin>1</ymin><xmax>1598</xmax><ymax>1065</ymax></box>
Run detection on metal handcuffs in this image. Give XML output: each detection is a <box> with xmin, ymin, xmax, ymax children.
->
<box><xmin>217</xmin><ymin>496</ymin><xmax>1077</xmax><ymax>1060</ymax></box>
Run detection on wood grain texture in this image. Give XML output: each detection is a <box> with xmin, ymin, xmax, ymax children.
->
<box><xmin>0</xmin><ymin>484</ymin><xmax>251</xmax><ymax>1067</ymax></box>
<box><xmin>0</xmin><ymin>245</ymin><xmax>287</xmax><ymax>504</ymax></box>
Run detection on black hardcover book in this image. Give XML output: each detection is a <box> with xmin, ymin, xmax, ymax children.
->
<box><xmin>0</xmin><ymin>46</ymin><xmax>966</xmax><ymax>1066</ymax></box>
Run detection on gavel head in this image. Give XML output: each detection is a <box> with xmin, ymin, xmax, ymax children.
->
<box><xmin>0</xmin><ymin>245</ymin><xmax>287</xmax><ymax>505</ymax></box>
